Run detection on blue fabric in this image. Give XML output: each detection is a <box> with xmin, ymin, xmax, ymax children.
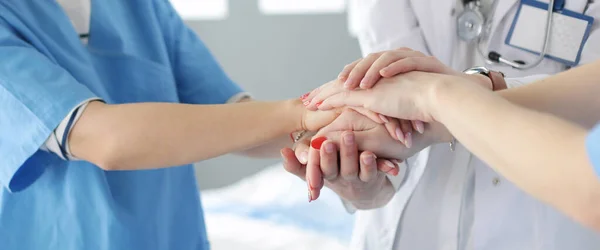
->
<box><xmin>587</xmin><ymin>123</ymin><xmax>600</xmax><ymax>178</ymax></box>
<box><xmin>0</xmin><ymin>1</ymin><xmax>243</xmax><ymax>250</ymax></box>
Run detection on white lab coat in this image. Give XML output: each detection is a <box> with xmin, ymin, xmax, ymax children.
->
<box><xmin>346</xmin><ymin>0</ymin><xmax>600</xmax><ymax>249</ymax></box>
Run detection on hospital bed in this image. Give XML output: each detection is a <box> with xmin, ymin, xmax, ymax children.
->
<box><xmin>202</xmin><ymin>163</ymin><xmax>354</xmax><ymax>250</ymax></box>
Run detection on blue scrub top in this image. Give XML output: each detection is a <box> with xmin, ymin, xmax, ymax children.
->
<box><xmin>0</xmin><ymin>1</ymin><xmax>243</xmax><ymax>250</ymax></box>
<box><xmin>587</xmin><ymin>123</ymin><xmax>600</xmax><ymax>177</ymax></box>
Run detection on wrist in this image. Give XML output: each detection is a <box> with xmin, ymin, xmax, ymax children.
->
<box><xmin>468</xmin><ymin>74</ymin><xmax>493</xmax><ymax>90</ymax></box>
<box><xmin>428</xmin><ymin>76</ymin><xmax>461</xmax><ymax>123</ymax></box>
<box><xmin>284</xmin><ymin>98</ymin><xmax>306</xmax><ymax>132</ymax></box>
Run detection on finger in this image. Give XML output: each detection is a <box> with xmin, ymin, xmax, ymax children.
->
<box><xmin>376</xmin><ymin>159</ymin><xmax>400</xmax><ymax>176</ymax></box>
<box><xmin>395</xmin><ymin>47</ymin><xmax>415</xmax><ymax>52</ymax></box>
<box><xmin>319</xmin><ymin>91</ymin><xmax>369</xmax><ymax>111</ymax></box>
<box><xmin>345</xmin><ymin>52</ymin><xmax>382</xmax><ymax>90</ymax></box>
<box><xmin>384</xmin><ymin>118</ymin><xmax>405</xmax><ymax>142</ymax></box>
<box><xmin>358</xmin><ymin>151</ymin><xmax>377</xmax><ymax>182</ymax></box>
<box><xmin>307</xmin><ymin>81</ymin><xmax>346</xmax><ymax>110</ymax></box>
<box><xmin>281</xmin><ymin>148</ymin><xmax>306</xmax><ymax>180</ymax></box>
<box><xmin>339</xmin><ymin>131</ymin><xmax>360</xmax><ymax>182</ymax></box>
<box><xmin>303</xmin><ymin>81</ymin><xmax>334</xmax><ymax>108</ymax></box>
<box><xmin>307</xmin><ymin>136</ymin><xmax>327</xmax><ymax>202</ymax></box>
<box><xmin>349</xmin><ymin>107</ymin><xmax>385</xmax><ymax>124</ymax></box>
<box><xmin>412</xmin><ymin>120</ymin><xmax>425</xmax><ymax>134</ymax></box>
<box><xmin>320</xmin><ymin>140</ymin><xmax>339</xmax><ymax>181</ymax></box>
<box><xmin>360</xmin><ymin>51</ymin><xmax>417</xmax><ymax>89</ymax></box>
<box><xmin>380</xmin><ymin>56</ymin><xmax>444</xmax><ymax>78</ymax></box>
<box><xmin>337</xmin><ymin>59</ymin><xmax>361</xmax><ymax>82</ymax></box>
<box><xmin>400</xmin><ymin>120</ymin><xmax>414</xmax><ymax>148</ymax></box>
<box><xmin>293</xmin><ymin>138</ymin><xmax>311</xmax><ymax>165</ymax></box>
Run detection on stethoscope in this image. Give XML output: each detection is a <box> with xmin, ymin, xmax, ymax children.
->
<box><xmin>457</xmin><ymin>0</ymin><xmax>556</xmax><ymax>69</ymax></box>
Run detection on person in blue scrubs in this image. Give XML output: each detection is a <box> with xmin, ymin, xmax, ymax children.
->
<box><xmin>0</xmin><ymin>1</ymin><xmax>365</xmax><ymax>249</ymax></box>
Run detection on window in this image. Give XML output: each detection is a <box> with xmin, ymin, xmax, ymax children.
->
<box><xmin>259</xmin><ymin>0</ymin><xmax>346</xmax><ymax>15</ymax></box>
<box><xmin>170</xmin><ymin>0</ymin><xmax>228</xmax><ymax>20</ymax></box>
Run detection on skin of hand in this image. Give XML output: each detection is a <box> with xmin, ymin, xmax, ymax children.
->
<box><xmin>281</xmin><ymin>131</ymin><xmax>399</xmax><ymax>209</ymax></box>
<box><xmin>288</xmin><ymin>109</ymin><xmax>446</xmax><ymax>204</ymax></box>
<box><xmin>303</xmin><ymin>47</ymin><xmax>492</xmax><ymax>135</ymax></box>
<box><xmin>302</xmin><ymin>83</ymin><xmax>419</xmax><ymax>147</ymax></box>
<box><xmin>317</xmin><ymin>71</ymin><xmax>470</xmax><ymax>122</ymax></box>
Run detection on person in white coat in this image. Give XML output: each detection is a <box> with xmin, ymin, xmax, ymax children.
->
<box><xmin>283</xmin><ymin>0</ymin><xmax>600</xmax><ymax>249</ymax></box>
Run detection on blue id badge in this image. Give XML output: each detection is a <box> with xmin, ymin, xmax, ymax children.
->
<box><xmin>505</xmin><ymin>0</ymin><xmax>594</xmax><ymax>66</ymax></box>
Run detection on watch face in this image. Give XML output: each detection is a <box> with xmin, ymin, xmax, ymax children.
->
<box><xmin>457</xmin><ymin>8</ymin><xmax>484</xmax><ymax>42</ymax></box>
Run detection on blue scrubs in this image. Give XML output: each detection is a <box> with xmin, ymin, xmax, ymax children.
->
<box><xmin>0</xmin><ymin>1</ymin><xmax>243</xmax><ymax>249</ymax></box>
<box><xmin>587</xmin><ymin>124</ymin><xmax>600</xmax><ymax>177</ymax></box>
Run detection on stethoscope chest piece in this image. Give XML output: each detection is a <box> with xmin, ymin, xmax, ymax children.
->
<box><xmin>457</xmin><ymin>2</ymin><xmax>485</xmax><ymax>42</ymax></box>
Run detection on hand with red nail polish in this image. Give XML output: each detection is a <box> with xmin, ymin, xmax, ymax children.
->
<box><xmin>292</xmin><ymin>109</ymin><xmax>438</xmax><ymax>207</ymax></box>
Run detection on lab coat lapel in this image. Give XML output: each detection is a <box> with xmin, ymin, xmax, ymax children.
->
<box><xmin>409</xmin><ymin>0</ymin><xmax>456</xmax><ymax>63</ymax></box>
<box><xmin>489</xmin><ymin>0</ymin><xmax>519</xmax><ymax>40</ymax></box>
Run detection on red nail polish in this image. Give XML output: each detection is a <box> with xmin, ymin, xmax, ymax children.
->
<box><xmin>315</xmin><ymin>101</ymin><xmax>323</xmax><ymax>108</ymax></box>
<box><xmin>311</xmin><ymin>137</ymin><xmax>327</xmax><ymax>150</ymax></box>
<box><xmin>300</xmin><ymin>92</ymin><xmax>309</xmax><ymax>99</ymax></box>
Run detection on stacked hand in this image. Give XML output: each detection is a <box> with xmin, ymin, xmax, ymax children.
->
<box><xmin>282</xmin><ymin>48</ymin><xmax>493</xmax><ymax>208</ymax></box>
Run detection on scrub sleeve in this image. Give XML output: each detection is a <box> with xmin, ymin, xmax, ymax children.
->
<box><xmin>0</xmin><ymin>21</ymin><xmax>96</xmax><ymax>192</ymax></box>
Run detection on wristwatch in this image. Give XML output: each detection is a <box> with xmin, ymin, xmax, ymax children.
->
<box><xmin>463</xmin><ymin>66</ymin><xmax>507</xmax><ymax>91</ymax></box>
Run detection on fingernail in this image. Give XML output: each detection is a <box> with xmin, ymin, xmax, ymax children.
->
<box><xmin>324</xmin><ymin>142</ymin><xmax>334</xmax><ymax>154</ymax></box>
<box><xmin>384</xmin><ymin>161</ymin><xmax>398</xmax><ymax>175</ymax></box>
<box><xmin>363</xmin><ymin>154</ymin><xmax>375</xmax><ymax>165</ymax></box>
<box><xmin>395</xmin><ymin>128</ymin><xmax>405</xmax><ymax>142</ymax></box>
<box><xmin>379</xmin><ymin>114</ymin><xmax>389</xmax><ymax>123</ymax></box>
<box><xmin>315</xmin><ymin>101</ymin><xmax>323</xmax><ymax>108</ymax></box>
<box><xmin>299</xmin><ymin>151</ymin><xmax>308</xmax><ymax>164</ymax></box>
<box><xmin>359</xmin><ymin>78</ymin><xmax>369</xmax><ymax>88</ymax></box>
<box><xmin>391</xmin><ymin>159</ymin><xmax>402</xmax><ymax>165</ymax></box>
<box><xmin>404</xmin><ymin>132</ymin><xmax>413</xmax><ymax>148</ymax></box>
<box><xmin>303</xmin><ymin>100</ymin><xmax>310</xmax><ymax>106</ymax></box>
<box><xmin>415</xmin><ymin>121</ymin><xmax>425</xmax><ymax>134</ymax></box>
<box><xmin>300</xmin><ymin>92</ymin><xmax>309</xmax><ymax>99</ymax></box>
<box><xmin>384</xmin><ymin>160</ymin><xmax>396</xmax><ymax>170</ymax></box>
<box><xmin>343</xmin><ymin>132</ymin><xmax>355</xmax><ymax>146</ymax></box>
<box><xmin>311</xmin><ymin>137</ymin><xmax>327</xmax><ymax>150</ymax></box>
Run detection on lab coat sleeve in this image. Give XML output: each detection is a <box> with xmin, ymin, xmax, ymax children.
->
<box><xmin>504</xmin><ymin>74</ymin><xmax>549</xmax><ymax>88</ymax></box>
<box><xmin>0</xmin><ymin>22</ymin><xmax>98</xmax><ymax>192</ymax></box>
<box><xmin>347</xmin><ymin>0</ymin><xmax>430</xmax><ymax>56</ymax></box>
<box><xmin>153</xmin><ymin>0</ymin><xmax>245</xmax><ymax>105</ymax></box>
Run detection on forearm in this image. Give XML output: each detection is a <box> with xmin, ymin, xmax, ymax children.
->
<box><xmin>498</xmin><ymin>61</ymin><xmax>600</xmax><ymax>128</ymax></box>
<box><xmin>70</xmin><ymin>100</ymin><xmax>304</xmax><ymax>170</ymax></box>
<box><xmin>433</xmin><ymin>81</ymin><xmax>600</xmax><ymax>228</ymax></box>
